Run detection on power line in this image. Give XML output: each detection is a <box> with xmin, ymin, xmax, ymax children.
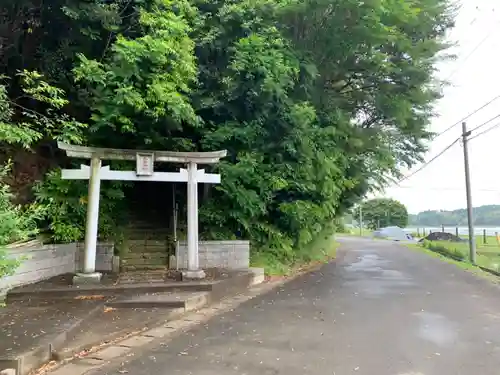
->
<box><xmin>394</xmin><ymin>186</ymin><xmax>500</xmax><ymax>192</ymax></box>
<box><xmin>470</xmin><ymin>121</ymin><xmax>500</xmax><ymax>141</ymax></box>
<box><xmin>445</xmin><ymin>12</ymin><xmax>500</xmax><ymax>81</ymax></box>
<box><xmin>434</xmin><ymin>94</ymin><xmax>500</xmax><ymax>138</ymax></box>
<box><xmin>469</xmin><ymin>113</ymin><xmax>500</xmax><ymax>132</ymax></box>
<box><xmin>395</xmin><ymin>115</ymin><xmax>497</xmax><ymax>189</ymax></box>
<box><xmin>397</xmin><ymin>138</ymin><xmax>460</xmax><ymax>184</ymax></box>
<box><xmin>445</xmin><ymin>31</ymin><xmax>493</xmax><ymax>81</ymax></box>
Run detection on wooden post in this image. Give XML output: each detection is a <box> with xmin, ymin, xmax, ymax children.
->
<box><xmin>456</xmin><ymin>227</ymin><xmax>459</xmax><ymax>237</ymax></box>
<box><xmin>483</xmin><ymin>229</ymin><xmax>487</xmax><ymax>244</ymax></box>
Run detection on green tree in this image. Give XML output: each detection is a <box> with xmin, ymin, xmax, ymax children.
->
<box><xmin>0</xmin><ymin>0</ymin><xmax>455</xmax><ymax>267</ymax></box>
<box><xmin>362</xmin><ymin>198</ymin><xmax>409</xmax><ymax>229</ymax></box>
<box><xmin>0</xmin><ymin>70</ymin><xmax>78</xmax><ymax>276</ymax></box>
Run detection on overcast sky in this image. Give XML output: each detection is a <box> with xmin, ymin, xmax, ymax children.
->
<box><xmin>373</xmin><ymin>0</ymin><xmax>500</xmax><ymax>214</ymax></box>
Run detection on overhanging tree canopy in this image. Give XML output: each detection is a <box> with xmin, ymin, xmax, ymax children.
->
<box><xmin>0</xmin><ymin>0</ymin><xmax>455</xmax><ymax>261</ymax></box>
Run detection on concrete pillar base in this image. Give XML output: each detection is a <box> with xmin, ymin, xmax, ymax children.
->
<box><xmin>181</xmin><ymin>269</ymin><xmax>206</xmax><ymax>280</ymax></box>
<box><xmin>73</xmin><ymin>272</ymin><xmax>102</xmax><ymax>285</ymax></box>
<box><xmin>249</xmin><ymin>267</ymin><xmax>265</xmax><ymax>285</ymax></box>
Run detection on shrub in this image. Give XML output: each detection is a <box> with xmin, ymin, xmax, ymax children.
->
<box><xmin>33</xmin><ymin>168</ymin><xmax>128</xmax><ymax>243</ymax></box>
<box><xmin>0</xmin><ymin>163</ymin><xmax>41</xmax><ymax>278</ymax></box>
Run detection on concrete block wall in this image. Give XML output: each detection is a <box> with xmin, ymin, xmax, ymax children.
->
<box><xmin>0</xmin><ymin>242</ymin><xmax>77</xmax><ymax>292</ymax></box>
<box><xmin>176</xmin><ymin>241</ymin><xmax>250</xmax><ymax>269</ymax></box>
<box><xmin>75</xmin><ymin>242</ymin><xmax>115</xmax><ymax>272</ymax></box>
<box><xmin>0</xmin><ymin>241</ymin><xmax>115</xmax><ymax>293</ymax></box>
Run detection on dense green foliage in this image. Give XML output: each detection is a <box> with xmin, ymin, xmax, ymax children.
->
<box><xmin>0</xmin><ymin>0</ymin><xmax>455</xmax><ymax>263</ymax></box>
<box><xmin>361</xmin><ymin>198</ymin><xmax>409</xmax><ymax>229</ymax></box>
<box><xmin>0</xmin><ymin>70</ymin><xmax>84</xmax><ymax>276</ymax></box>
<box><xmin>410</xmin><ymin>205</ymin><xmax>500</xmax><ymax>227</ymax></box>
<box><xmin>0</xmin><ymin>163</ymin><xmax>41</xmax><ymax>278</ymax></box>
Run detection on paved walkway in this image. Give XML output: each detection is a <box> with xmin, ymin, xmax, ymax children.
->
<box><xmin>89</xmin><ymin>237</ymin><xmax>500</xmax><ymax>375</ymax></box>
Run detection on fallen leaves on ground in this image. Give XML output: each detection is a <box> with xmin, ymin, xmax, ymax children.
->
<box><xmin>30</xmin><ymin>360</ymin><xmax>57</xmax><ymax>375</ymax></box>
<box><xmin>74</xmin><ymin>295</ymin><xmax>105</xmax><ymax>300</ymax></box>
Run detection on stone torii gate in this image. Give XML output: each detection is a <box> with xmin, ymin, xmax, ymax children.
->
<box><xmin>57</xmin><ymin>142</ymin><xmax>226</xmax><ymax>283</ymax></box>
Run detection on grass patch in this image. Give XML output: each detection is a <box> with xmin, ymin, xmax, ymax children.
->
<box><xmin>421</xmin><ymin>240</ymin><xmax>467</xmax><ymax>261</ymax></box>
<box><xmin>406</xmin><ymin>241</ymin><xmax>500</xmax><ymax>283</ymax></box>
<box><xmin>419</xmin><ymin>239</ymin><xmax>500</xmax><ymax>271</ymax></box>
<box><xmin>250</xmin><ymin>229</ymin><xmax>338</xmax><ymax>276</ymax></box>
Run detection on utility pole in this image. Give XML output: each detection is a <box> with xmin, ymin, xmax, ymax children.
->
<box><xmin>462</xmin><ymin>122</ymin><xmax>476</xmax><ymax>264</ymax></box>
<box><xmin>359</xmin><ymin>205</ymin><xmax>363</xmax><ymax>236</ymax></box>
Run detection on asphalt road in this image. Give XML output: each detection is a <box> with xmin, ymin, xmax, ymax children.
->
<box><xmin>92</xmin><ymin>237</ymin><xmax>500</xmax><ymax>375</ymax></box>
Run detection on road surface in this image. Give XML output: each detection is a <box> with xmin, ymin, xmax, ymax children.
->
<box><xmin>92</xmin><ymin>237</ymin><xmax>500</xmax><ymax>375</ymax></box>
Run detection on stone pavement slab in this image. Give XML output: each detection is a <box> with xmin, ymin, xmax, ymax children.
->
<box><xmin>91</xmin><ymin>346</ymin><xmax>131</xmax><ymax>361</ymax></box>
<box><xmin>87</xmin><ymin>237</ymin><xmax>500</xmax><ymax>375</ymax></box>
<box><xmin>55</xmin><ymin>307</ymin><xmax>179</xmax><ymax>357</ymax></box>
<box><xmin>0</xmin><ymin>299</ymin><xmax>102</xmax><ymax>359</ymax></box>
<box><xmin>0</xmin><ymin>298</ymin><xmax>178</xmax><ymax>374</ymax></box>
<box><xmin>118</xmin><ymin>335</ymin><xmax>156</xmax><ymax>348</ymax></box>
<box><xmin>2</xmin><ymin>268</ymin><xmax>258</xmax><ymax>375</ymax></box>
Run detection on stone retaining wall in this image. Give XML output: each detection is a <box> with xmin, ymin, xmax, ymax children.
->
<box><xmin>0</xmin><ymin>242</ymin><xmax>115</xmax><ymax>293</ymax></box>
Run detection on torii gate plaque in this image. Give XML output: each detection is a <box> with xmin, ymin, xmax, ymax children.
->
<box><xmin>58</xmin><ymin>142</ymin><xmax>226</xmax><ymax>283</ymax></box>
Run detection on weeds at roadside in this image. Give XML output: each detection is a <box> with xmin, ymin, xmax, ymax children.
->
<box><xmin>421</xmin><ymin>240</ymin><xmax>466</xmax><ymax>261</ymax></box>
<box><xmin>250</xmin><ymin>229</ymin><xmax>338</xmax><ymax>276</ymax></box>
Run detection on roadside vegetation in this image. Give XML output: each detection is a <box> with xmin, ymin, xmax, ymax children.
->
<box><xmin>251</xmin><ymin>224</ymin><xmax>338</xmax><ymax>275</ymax></box>
<box><xmin>415</xmin><ymin>236</ymin><xmax>500</xmax><ymax>274</ymax></box>
<box><xmin>0</xmin><ymin>164</ymin><xmax>41</xmax><ymax>279</ymax></box>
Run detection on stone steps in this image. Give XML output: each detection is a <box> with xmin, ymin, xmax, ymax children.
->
<box><xmin>120</xmin><ymin>264</ymin><xmax>170</xmax><ymax>272</ymax></box>
<box><xmin>7</xmin><ymin>281</ymin><xmax>214</xmax><ymax>302</ymax></box>
<box><xmin>116</xmin><ymin>270</ymin><xmax>180</xmax><ymax>284</ymax></box>
<box><xmin>7</xmin><ymin>271</ymin><xmax>255</xmax><ymax>303</ymax></box>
